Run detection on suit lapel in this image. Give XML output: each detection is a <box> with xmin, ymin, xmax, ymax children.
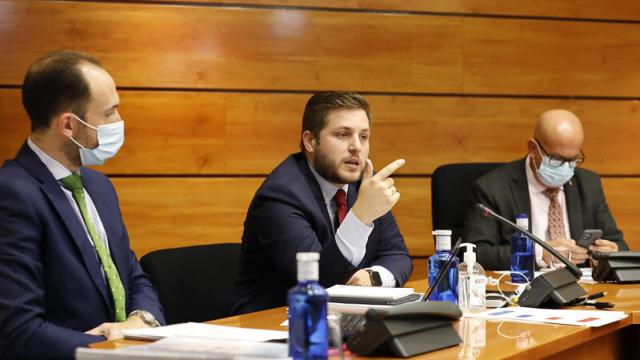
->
<box><xmin>564</xmin><ymin>178</ymin><xmax>582</xmax><ymax>240</ymax></box>
<box><xmin>295</xmin><ymin>154</ymin><xmax>334</xmax><ymax>237</ymax></box>
<box><xmin>81</xmin><ymin>170</ymin><xmax>129</xmax><ymax>294</ymax></box>
<box><xmin>510</xmin><ymin>158</ymin><xmax>533</xmax><ymax>222</ymax></box>
<box><xmin>15</xmin><ymin>143</ymin><xmax>112</xmax><ymax>311</ymax></box>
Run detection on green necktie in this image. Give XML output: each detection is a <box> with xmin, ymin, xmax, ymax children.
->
<box><xmin>61</xmin><ymin>174</ymin><xmax>126</xmax><ymax>322</ymax></box>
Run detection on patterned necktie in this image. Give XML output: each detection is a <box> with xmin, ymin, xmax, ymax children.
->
<box><xmin>334</xmin><ymin>189</ymin><xmax>348</xmax><ymax>230</ymax></box>
<box><xmin>544</xmin><ymin>188</ymin><xmax>567</xmax><ymax>241</ymax></box>
<box><xmin>60</xmin><ymin>174</ymin><xmax>126</xmax><ymax>322</ymax></box>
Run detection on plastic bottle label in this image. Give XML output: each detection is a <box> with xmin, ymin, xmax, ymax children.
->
<box><xmin>468</xmin><ymin>275</ymin><xmax>486</xmax><ymax>307</ymax></box>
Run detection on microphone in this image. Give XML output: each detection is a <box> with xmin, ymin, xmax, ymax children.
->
<box><xmin>475</xmin><ymin>203</ymin><xmax>586</xmax><ymax>308</ymax></box>
<box><xmin>475</xmin><ymin>203</ymin><xmax>581</xmax><ymax>278</ymax></box>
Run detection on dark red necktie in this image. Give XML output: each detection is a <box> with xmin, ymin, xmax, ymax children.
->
<box><xmin>334</xmin><ymin>189</ymin><xmax>348</xmax><ymax>228</ymax></box>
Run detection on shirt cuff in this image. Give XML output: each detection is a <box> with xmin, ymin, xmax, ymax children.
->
<box><xmin>369</xmin><ymin>266</ymin><xmax>397</xmax><ymax>287</ymax></box>
<box><xmin>335</xmin><ymin>210</ymin><xmax>374</xmax><ymax>266</ymax></box>
<box><xmin>535</xmin><ymin>243</ymin><xmax>550</xmax><ymax>268</ymax></box>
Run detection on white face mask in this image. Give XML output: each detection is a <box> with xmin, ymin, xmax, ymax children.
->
<box><xmin>533</xmin><ymin>142</ymin><xmax>575</xmax><ymax>188</ymax></box>
<box><xmin>69</xmin><ymin>114</ymin><xmax>125</xmax><ymax>166</ymax></box>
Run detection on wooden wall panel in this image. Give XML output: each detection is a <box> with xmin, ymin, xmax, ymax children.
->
<box><xmin>0</xmin><ymin>1</ymin><xmax>464</xmax><ymax>92</ymax></box>
<box><xmin>602</xmin><ymin>178</ymin><xmax>640</xmax><ymax>249</ymax></box>
<box><xmin>2</xmin><ymin>2</ymin><xmax>640</xmax><ymax>96</ymax></box>
<box><xmin>153</xmin><ymin>0</ymin><xmax>640</xmax><ymax>22</ymax></box>
<box><xmin>463</xmin><ymin>18</ymin><xmax>640</xmax><ymax>96</ymax></box>
<box><xmin>115</xmin><ymin>177</ymin><xmax>640</xmax><ymax>258</ymax></box>
<box><xmin>113</xmin><ymin>177</ymin><xmax>431</xmax><ymax>257</ymax></box>
<box><xmin>3</xmin><ymin>0</ymin><xmax>640</xmax><ymax>260</ymax></box>
<box><xmin>2</xmin><ymin>89</ymin><xmax>639</xmax><ymax>176</ymax></box>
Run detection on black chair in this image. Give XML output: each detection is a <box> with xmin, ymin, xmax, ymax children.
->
<box><xmin>140</xmin><ymin>243</ymin><xmax>241</xmax><ymax>324</ymax></box>
<box><xmin>431</xmin><ymin>163</ymin><xmax>504</xmax><ymax>244</ymax></box>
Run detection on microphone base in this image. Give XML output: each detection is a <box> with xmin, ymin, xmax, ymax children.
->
<box><xmin>518</xmin><ymin>268</ymin><xmax>586</xmax><ymax>308</ymax></box>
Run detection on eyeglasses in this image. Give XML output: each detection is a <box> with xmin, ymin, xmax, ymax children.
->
<box><xmin>534</xmin><ymin>139</ymin><xmax>585</xmax><ymax>168</ymax></box>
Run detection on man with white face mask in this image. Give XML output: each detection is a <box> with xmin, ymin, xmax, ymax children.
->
<box><xmin>463</xmin><ymin>109</ymin><xmax>627</xmax><ymax>270</ymax></box>
<box><xmin>0</xmin><ymin>51</ymin><xmax>164</xmax><ymax>359</ymax></box>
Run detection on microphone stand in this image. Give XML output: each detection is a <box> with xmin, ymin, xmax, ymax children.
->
<box><xmin>475</xmin><ymin>203</ymin><xmax>586</xmax><ymax>308</ymax></box>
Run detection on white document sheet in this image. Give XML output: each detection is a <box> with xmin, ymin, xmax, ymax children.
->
<box><xmin>464</xmin><ymin>306</ymin><xmax>628</xmax><ymax>327</ymax></box>
<box><xmin>76</xmin><ymin>336</ymin><xmax>289</xmax><ymax>359</ymax></box>
<box><xmin>121</xmin><ymin>322</ymin><xmax>288</xmax><ymax>342</ymax></box>
<box><xmin>326</xmin><ymin>285</ymin><xmax>414</xmax><ymax>300</ymax></box>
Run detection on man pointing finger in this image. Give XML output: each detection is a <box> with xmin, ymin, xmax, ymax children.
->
<box><xmin>231</xmin><ymin>91</ymin><xmax>413</xmax><ymax>314</ymax></box>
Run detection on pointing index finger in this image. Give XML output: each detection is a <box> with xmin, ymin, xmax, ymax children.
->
<box><xmin>373</xmin><ymin>159</ymin><xmax>406</xmax><ymax>180</ymax></box>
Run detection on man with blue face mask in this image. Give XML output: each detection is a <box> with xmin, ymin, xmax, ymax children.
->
<box><xmin>0</xmin><ymin>51</ymin><xmax>165</xmax><ymax>359</ymax></box>
<box><xmin>463</xmin><ymin>109</ymin><xmax>627</xmax><ymax>270</ymax></box>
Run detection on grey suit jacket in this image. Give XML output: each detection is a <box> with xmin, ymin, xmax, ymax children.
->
<box><xmin>463</xmin><ymin>158</ymin><xmax>627</xmax><ymax>270</ymax></box>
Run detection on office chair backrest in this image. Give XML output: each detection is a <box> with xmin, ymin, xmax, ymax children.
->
<box><xmin>431</xmin><ymin>163</ymin><xmax>503</xmax><ymax>244</ymax></box>
<box><xmin>140</xmin><ymin>243</ymin><xmax>241</xmax><ymax>324</ymax></box>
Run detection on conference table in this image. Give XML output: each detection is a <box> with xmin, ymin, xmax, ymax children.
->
<box><xmin>92</xmin><ymin>260</ymin><xmax>640</xmax><ymax>359</ymax></box>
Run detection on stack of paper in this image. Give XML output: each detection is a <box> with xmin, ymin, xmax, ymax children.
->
<box><xmin>121</xmin><ymin>322</ymin><xmax>287</xmax><ymax>342</ymax></box>
<box><xmin>326</xmin><ymin>285</ymin><xmax>415</xmax><ymax>301</ymax></box>
<box><xmin>76</xmin><ymin>336</ymin><xmax>289</xmax><ymax>359</ymax></box>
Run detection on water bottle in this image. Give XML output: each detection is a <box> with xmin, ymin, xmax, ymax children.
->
<box><xmin>511</xmin><ymin>214</ymin><xmax>534</xmax><ymax>283</ymax></box>
<box><xmin>288</xmin><ymin>252</ymin><xmax>328</xmax><ymax>360</ymax></box>
<box><xmin>427</xmin><ymin>230</ymin><xmax>458</xmax><ymax>304</ymax></box>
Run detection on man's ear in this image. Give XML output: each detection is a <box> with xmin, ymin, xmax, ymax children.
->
<box><xmin>527</xmin><ymin>139</ymin><xmax>541</xmax><ymax>168</ymax></box>
<box><xmin>527</xmin><ymin>139</ymin><xmax>537</xmax><ymax>156</ymax></box>
<box><xmin>302</xmin><ymin>130</ymin><xmax>316</xmax><ymax>153</ymax></box>
<box><xmin>56</xmin><ymin>113</ymin><xmax>75</xmax><ymax>138</ymax></box>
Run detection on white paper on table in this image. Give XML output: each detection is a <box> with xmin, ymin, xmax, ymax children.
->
<box><xmin>122</xmin><ymin>322</ymin><xmax>288</xmax><ymax>342</ymax></box>
<box><xmin>326</xmin><ymin>285</ymin><xmax>414</xmax><ymax>300</ymax></box>
<box><xmin>464</xmin><ymin>306</ymin><xmax>627</xmax><ymax>327</ymax></box>
<box><xmin>76</xmin><ymin>336</ymin><xmax>289</xmax><ymax>359</ymax></box>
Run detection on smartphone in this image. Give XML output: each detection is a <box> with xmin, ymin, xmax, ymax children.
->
<box><xmin>577</xmin><ymin>229</ymin><xmax>603</xmax><ymax>249</ymax></box>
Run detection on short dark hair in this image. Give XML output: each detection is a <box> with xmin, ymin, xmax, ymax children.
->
<box><xmin>22</xmin><ymin>50</ymin><xmax>102</xmax><ymax>132</ymax></box>
<box><xmin>300</xmin><ymin>91</ymin><xmax>371</xmax><ymax>152</ymax></box>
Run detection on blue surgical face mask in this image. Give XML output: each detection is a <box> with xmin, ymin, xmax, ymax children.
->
<box><xmin>534</xmin><ymin>142</ymin><xmax>574</xmax><ymax>188</ymax></box>
<box><xmin>69</xmin><ymin>114</ymin><xmax>125</xmax><ymax>166</ymax></box>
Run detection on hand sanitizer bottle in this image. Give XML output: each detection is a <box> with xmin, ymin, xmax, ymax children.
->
<box><xmin>458</xmin><ymin>243</ymin><xmax>486</xmax><ymax>313</ymax></box>
<box><xmin>427</xmin><ymin>230</ymin><xmax>458</xmax><ymax>304</ymax></box>
<box><xmin>288</xmin><ymin>252</ymin><xmax>328</xmax><ymax>360</ymax></box>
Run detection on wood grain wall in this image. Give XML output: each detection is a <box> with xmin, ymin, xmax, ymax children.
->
<box><xmin>1</xmin><ymin>0</ymin><xmax>639</xmax><ymax>258</ymax></box>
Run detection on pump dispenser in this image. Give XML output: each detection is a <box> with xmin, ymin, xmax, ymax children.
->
<box><xmin>458</xmin><ymin>243</ymin><xmax>486</xmax><ymax>313</ymax></box>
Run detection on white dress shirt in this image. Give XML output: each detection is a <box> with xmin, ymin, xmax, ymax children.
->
<box><xmin>525</xmin><ymin>155</ymin><xmax>571</xmax><ymax>267</ymax></box>
<box><xmin>308</xmin><ymin>163</ymin><xmax>397</xmax><ymax>286</ymax></box>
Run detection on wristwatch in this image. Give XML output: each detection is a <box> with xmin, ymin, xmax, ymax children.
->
<box><xmin>128</xmin><ymin>310</ymin><xmax>161</xmax><ymax>327</ymax></box>
<box><xmin>365</xmin><ymin>269</ymin><xmax>383</xmax><ymax>287</ymax></box>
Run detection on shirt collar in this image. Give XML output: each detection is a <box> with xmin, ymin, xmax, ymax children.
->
<box><xmin>307</xmin><ymin>161</ymin><xmax>349</xmax><ymax>205</ymax></box>
<box><xmin>27</xmin><ymin>138</ymin><xmax>75</xmax><ymax>180</ymax></box>
<box><xmin>525</xmin><ymin>154</ymin><xmax>563</xmax><ymax>194</ymax></box>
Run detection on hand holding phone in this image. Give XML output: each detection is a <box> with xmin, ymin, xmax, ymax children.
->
<box><xmin>577</xmin><ymin>229</ymin><xmax>603</xmax><ymax>249</ymax></box>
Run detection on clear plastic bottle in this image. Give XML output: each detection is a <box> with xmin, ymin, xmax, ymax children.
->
<box><xmin>427</xmin><ymin>230</ymin><xmax>458</xmax><ymax>304</ymax></box>
<box><xmin>458</xmin><ymin>243</ymin><xmax>486</xmax><ymax>313</ymax></box>
<box><xmin>510</xmin><ymin>214</ymin><xmax>534</xmax><ymax>283</ymax></box>
<box><xmin>288</xmin><ymin>252</ymin><xmax>328</xmax><ymax>360</ymax></box>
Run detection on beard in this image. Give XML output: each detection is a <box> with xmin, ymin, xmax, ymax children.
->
<box><xmin>313</xmin><ymin>147</ymin><xmax>363</xmax><ymax>185</ymax></box>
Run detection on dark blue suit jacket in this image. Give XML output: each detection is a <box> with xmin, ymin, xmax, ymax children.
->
<box><xmin>0</xmin><ymin>143</ymin><xmax>165</xmax><ymax>359</ymax></box>
<box><xmin>231</xmin><ymin>153</ymin><xmax>412</xmax><ymax>315</ymax></box>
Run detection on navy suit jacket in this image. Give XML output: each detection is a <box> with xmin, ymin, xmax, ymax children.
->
<box><xmin>231</xmin><ymin>153</ymin><xmax>412</xmax><ymax>315</ymax></box>
<box><xmin>0</xmin><ymin>143</ymin><xmax>165</xmax><ymax>359</ymax></box>
<box><xmin>463</xmin><ymin>158</ymin><xmax>627</xmax><ymax>270</ymax></box>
